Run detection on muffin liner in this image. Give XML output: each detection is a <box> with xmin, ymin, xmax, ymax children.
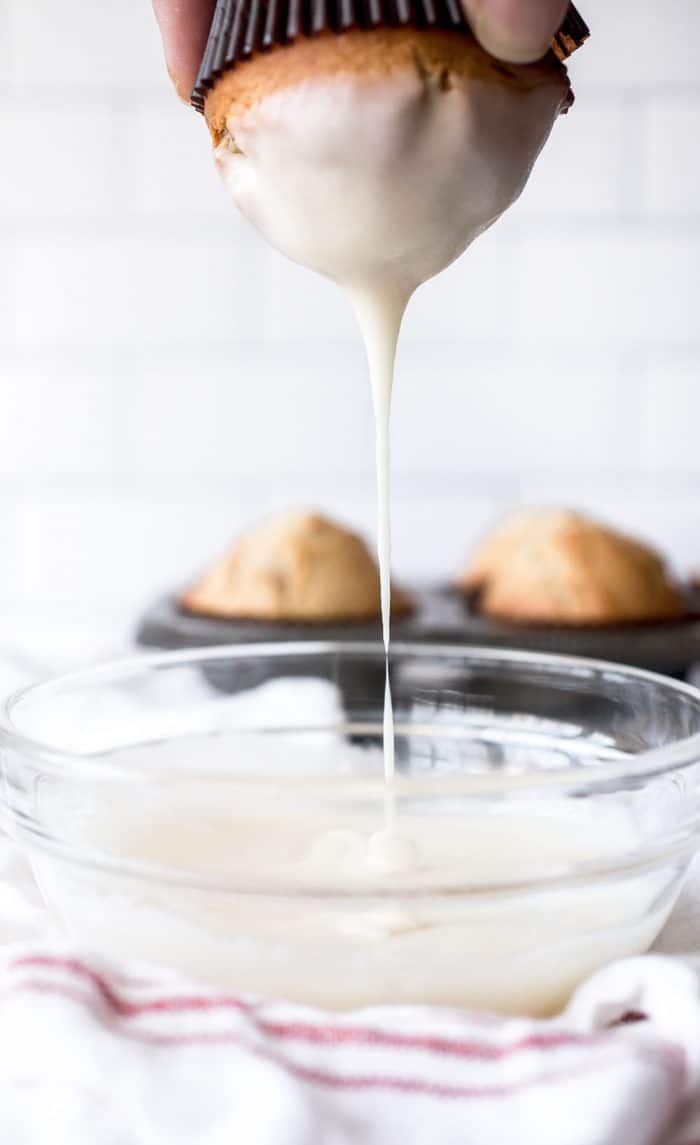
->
<box><xmin>192</xmin><ymin>0</ymin><xmax>589</xmax><ymax>111</ymax></box>
<box><xmin>552</xmin><ymin>5</ymin><xmax>589</xmax><ymax>62</ymax></box>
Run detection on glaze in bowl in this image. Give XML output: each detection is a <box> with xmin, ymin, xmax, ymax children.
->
<box><xmin>2</xmin><ymin>643</ymin><xmax>700</xmax><ymax>1016</ymax></box>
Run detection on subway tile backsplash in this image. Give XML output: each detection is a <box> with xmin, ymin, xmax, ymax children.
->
<box><xmin>1</xmin><ymin>0</ymin><xmax>699</xmax><ymax>630</ymax></box>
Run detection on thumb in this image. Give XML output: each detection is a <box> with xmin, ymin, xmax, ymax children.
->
<box><xmin>462</xmin><ymin>0</ymin><xmax>569</xmax><ymax>63</ymax></box>
<box><xmin>152</xmin><ymin>0</ymin><xmax>216</xmax><ymax>101</ymax></box>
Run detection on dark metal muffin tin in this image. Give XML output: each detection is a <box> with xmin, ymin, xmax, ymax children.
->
<box><xmin>137</xmin><ymin>588</ymin><xmax>700</xmax><ymax>679</ymax></box>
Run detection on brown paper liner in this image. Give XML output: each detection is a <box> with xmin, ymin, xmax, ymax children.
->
<box><xmin>553</xmin><ymin>5</ymin><xmax>589</xmax><ymax>62</ymax></box>
<box><xmin>192</xmin><ymin>0</ymin><xmax>588</xmax><ymax>111</ymax></box>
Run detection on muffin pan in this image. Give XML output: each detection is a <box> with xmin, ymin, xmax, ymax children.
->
<box><xmin>137</xmin><ymin>588</ymin><xmax>700</xmax><ymax>679</ymax></box>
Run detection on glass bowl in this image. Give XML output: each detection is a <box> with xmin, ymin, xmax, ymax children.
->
<box><xmin>2</xmin><ymin>642</ymin><xmax>700</xmax><ymax>1017</ymax></box>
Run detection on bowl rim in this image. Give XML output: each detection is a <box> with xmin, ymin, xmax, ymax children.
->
<box><xmin>2</xmin><ymin>640</ymin><xmax>700</xmax><ymax>796</ymax></box>
<box><xmin>3</xmin><ymin>641</ymin><xmax>700</xmax><ymax>898</ymax></box>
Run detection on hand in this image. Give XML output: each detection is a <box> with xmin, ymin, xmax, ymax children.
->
<box><xmin>461</xmin><ymin>0</ymin><xmax>569</xmax><ymax>64</ymax></box>
<box><xmin>152</xmin><ymin>0</ymin><xmax>215</xmax><ymax>100</ymax></box>
<box><xmin>152</xmin><ymin>0</ymin><xmax>568</xmax><ymax>100</ymax></box>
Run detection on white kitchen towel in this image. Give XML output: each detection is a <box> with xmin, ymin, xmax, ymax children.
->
<box><xmin>0</xmin><ymin>944</ymin><xmax>699</xmax><ymax>1145</ymax></box>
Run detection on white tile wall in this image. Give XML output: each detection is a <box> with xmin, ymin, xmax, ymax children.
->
<box><xmin>391</xmin><ymin>346</ymin><xmax>630</xmax><ymax>474</ymax></box>
<box><xmin>641</xmin><ymin>357</ymin><xmax>700</xmax><ymax>473</ymax></box>
<box><xmin>1</xmin><ymin>0</ymin><xmax>699</xmax><ymax>633</ymax></box>
<box><xmin>571</xmin><ymin>1</ymin><xmax>700</xmax><ymax>89</ymax></box>
<box><xmin>516</xmin><ymin>98</ymin><xmax>625</xmax><ymax>218</ymax></box>
<box><xmin>123</xmin><ymin>106</ymin><xmax>231</xmax><ymax>218</ymax></box>
<box><xmin>7</xmin><ymin>0</ymin><xmax>165</xmax><ymax>91</ymax></box>
<box><xmin>0</xmin><ymin>355</ymin><xmax>117</xmax><ymax>477</ymax></box>
<box><xmin>260</xmin><ymin>249</ymin><xmax>358</xmax><ymax>342</ymax></box>
<box><xmin>518</xmin><ymin>230</ymin><xmax>700</xmax><ymax>343</ymax></box>
<box><xmin>13</xmin><ymin>230</ymin><xmax>264</xmax><ymax>348</ymax></box>
<box><xmin>402</xmin><ymin>231</ymin><xmax>521</xmax><ymax>342</ymax></box>
<box><xmin>117</xmin><ymin>345</ymin><xmax>374</xmax><ymax>478</ymax></box>
<box><xmin>0</xmin><ymin>238</ymin><xmax>15</xmax><ymax>345</ymax></box>
<box><xmin>0</xmin><ymin>105</ymin><xmax>119</xmax><ymax>219</ymax></box>
<box><xmin>16</xmin><ymin>487</ymin><xmax>259</xmax><ymax>622</ymax></box>
<box><xmin>645</xmin><ymin>101</ymin><xmax>700</xmax><ymax>215</ymax></box>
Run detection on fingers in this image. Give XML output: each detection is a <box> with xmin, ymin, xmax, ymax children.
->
<box><xmin>152</xmin><ymin>0</ymin><xmax>566</xmax><ymax>101</ymax></box>
<box><xmin>152</xmin><ymin>0</ymin><xmax>216</xmax><ymax>101</ymax></box>
<box><xmin>462</xmin><ymin>0</ymin><xmax>569</xmax><ymax>63</ymax></box>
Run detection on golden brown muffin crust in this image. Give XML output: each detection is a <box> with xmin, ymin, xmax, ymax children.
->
<box><xmin>181</xmin><ymin>510</ymin><xmax>413</xmax><ymax>622</ymax></box>
<box><xmin>204</xmin><ymin>27</ymin><xmax>570</xmax><ymax>142</ymax></box>
<box><xmin>458</xmin><ymin>509</ymin><xmax>686</xmax><ymax>627</ymax></box>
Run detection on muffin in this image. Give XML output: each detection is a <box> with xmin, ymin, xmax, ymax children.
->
<box><xmin>202</xmin><ymin>27</ymin><xmax>574</xmax><ymax>300</ymax></box>
<box><xmin>458</xmin><ymin>509</ymin><xmax>686</xmax><ymax>627</ymax></box>
<box><xmin>180</xmin><ymin>510</ymin><xmax>413</xmax><ymax>622</ymax></box>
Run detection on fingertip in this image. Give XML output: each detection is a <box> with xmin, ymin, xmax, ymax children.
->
<box><xmin>463</xmin><ymin>0</ymin><xmax>569</xmax><ymax>63</ymax></box>
<box><xmin>470</xmin><ymin>17</ymin><xmax>552</xmax><ymax>63</ymax></box>
<box><xmin>152</xmin><ymin>0</ymin><xmax>216</xmax><ymax>100</ymax></box>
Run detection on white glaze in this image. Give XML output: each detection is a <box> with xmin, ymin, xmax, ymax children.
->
<box><xmin>34</xmin><ymin>761</ymin><xmax>677</xmax><ymax>1014</ymax></box>
<box><xmin>25</xmin><ymin>674</ymin><xmax>684</xmax><ymax>1014</ymax></box>
<box><xmin>215</xmin><ymin>67</ymin><xmax>565</xmax><ymax>293</ymax></box>
<box><xmin>215</xmin><ymin>62</ymin><xmax>566</xmax><ymax>804</ymax></box>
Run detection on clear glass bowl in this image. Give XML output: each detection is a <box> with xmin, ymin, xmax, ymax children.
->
<box><xmin>2</xmin><ymin>642</ymin><xmax>700</xmax><ymax>1016</ymax></box>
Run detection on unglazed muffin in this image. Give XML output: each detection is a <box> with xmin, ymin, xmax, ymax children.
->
<box><xmin>181</xmin><ymin>510</ymin><xmax>413</xmax><ymax>622</ymax></box>
<box><xmin>458</xmin><ymin>509</ymin><xmax>686</xmax><ymax>627</ymax></box>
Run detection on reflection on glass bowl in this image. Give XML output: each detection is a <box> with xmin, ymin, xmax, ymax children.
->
<box><xmin>1</xmin><ymin>642</ymin><xmax>700</xmax><ymax>1016</ymax></box>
